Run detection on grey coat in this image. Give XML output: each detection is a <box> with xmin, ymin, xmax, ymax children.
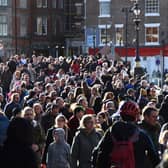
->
<box><xmin>47</xmin><ymin>128</ymin><xmax>71</xmax><ymax>168</ymax></box>
<box><xmin>71</xmin><ymin>128</ymin><xmax>102</xmax><ymax>168</ymax></box>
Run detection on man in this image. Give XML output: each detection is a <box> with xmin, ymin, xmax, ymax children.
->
<box><xmin>93</xmin><ymin>101</ymin><xmax>160</xmax><ymax>168</ymax></box>
<box><xmin>41</xmin><ymin>103</ymin><xmax>60</xmax><ymax>134</ymax></box>
<box><xmin>139</xmin><ymin>106</ymin><xmax>161</xmax><ymax>151</ymax></box>
<box><xmin>4</xmin><ymin>93</ymin><xmax>21</xmax><ymax>120</ymax></box>
<box><xmin>68</xmin><ymin>106</ymin><xmax>85</xmax><ymax>140</ymax></box>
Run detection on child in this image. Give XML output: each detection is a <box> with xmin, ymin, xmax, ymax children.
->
<box><xmin>47</xmin><ymin>128</ymin><xmax>71</xmax><ymax>168</ymax></box>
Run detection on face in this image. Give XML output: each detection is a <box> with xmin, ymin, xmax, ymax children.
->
<box><xmin>97</xmin><ymin>115</ymin><xmax>105</xmax><ymax>124</ymax></box>
<box><xmin>56</xmin><ymin>118</ymin><xmax>66</xmax><ymax>128</ymax></box>
<box><xmin>13</xmin><ymin>95</ymin><xmax>20</xmax><ymax>103</ymax></box>
<box><xmin>85</xmin><ymin>118</ymin><xmax>95</xmax><ymax>131</ymax></box>
<box><xmin>24</xmin><ymin>110</ymin><xmax>34</xmax><ymax>121</ymax></box>
<box><xmin>145</xmin><ymin>111</ymin><xmax>158</xmax><ymax>126</ymax></box>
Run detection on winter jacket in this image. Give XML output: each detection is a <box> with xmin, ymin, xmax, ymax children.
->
<box><xmin>94</xmin><ymin>121</ymin><xmax>160</xmax><ymax>168</ymax></box>
<box><xmin>47</xmin><ymin>128</ymin><xmax>71</xmax><ymax>168</ymax></box>
<box><xmin>71</xmin><ymin>128</ymin><xmax>102</xmax><ymax>168</ymax></box>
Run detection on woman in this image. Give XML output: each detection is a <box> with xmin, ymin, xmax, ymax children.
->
<box><xmin>71</xmin><ymin>114</ymin><xmax>102</xmax><ymax>168</ymax></box>
<box><xmin>33</xmin><ymin>103</ymin><xmax>44</xmax><ymax>123</ymax></box>
<box><xmin>41</xmin><ymin>114</ymin><xmax>71</xmax><ymax>166</ymax></box>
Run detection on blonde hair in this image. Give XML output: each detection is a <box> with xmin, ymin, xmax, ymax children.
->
<box><xmin>22</xmin><ymin>106</ymin><xmax>34</xmax><ymax>117</ymax></box>
<box><xmin>79</xmin><ymin>114</ymin><xmax>94</xmax><ymax>129</ymax></box>
<box><xmin>159</xmin><ymin>130</ymin><xmax>168</xmax><ymax>145</ymax></box>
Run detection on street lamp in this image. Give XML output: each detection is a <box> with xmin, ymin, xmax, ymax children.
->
<box><xmin>62</xmin><ymin>46</ymin><xmax>65</xmax><ymax>56</ymax></box>
<box><xmin>131</xmin><ymin>1</ymin><xmax>144</xmax><ymax>78</ymax></box>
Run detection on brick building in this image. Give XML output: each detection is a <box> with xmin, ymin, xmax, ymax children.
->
<box><xmin>85</xmin><ymin>0</ymin><xmax>168</xmax><ymax>58</ymax></box>
<box><xmin>0</xmin><ymin>0</ymin><xmax>65</xmax><ymax>57</ymax></box>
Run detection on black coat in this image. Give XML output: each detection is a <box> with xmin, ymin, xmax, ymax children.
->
<box><xmin>0</xmin><ymin>143</ymin><xmax>38</xmax><ymax>168</ymax></box>
<box><xmin>93</xmin><ymin>121</ymin><xmax>160</xmax><ymax>168</ymax></box>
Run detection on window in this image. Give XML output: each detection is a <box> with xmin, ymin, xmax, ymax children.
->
<box><xmin>99</xmin><ymin>0</ymin><xmax>111</xmax><ymax>17</ymax></box>
<box><xmin>0</xmin><ymin>16</ymin><xmax>7</xmax><ymax>36</ymax></box>
<box><xmin>115</xmin><ymin>24</ymin><xmax>123</xmax><ymax>46</ymax></box>
<box><xmin>145</xmin><ymin>23</ymin><xmax>160</xmax><ymax>45</ymax></box>
<box><xmin>145</xmin><ymin>0</ymin><xmax>159</xmax><ymax>16</ymax></box>
<box><xmin>20</xmin><ymin>0</ymin><xmax>27</xmax><ymax>8</ymax></box>
<box><xmin>58</xmin><ymin>0</ymin><xmax>63</xmax><ymax>9</ymax></box>
<box><xmin>52</xmin><ymin>0</ymin><xmax>56</xmax><ymax>8</ymax></box>
<box><xmin>36</xmin><ymin>16</ymin><xmax>47</xmax><ymax>35</ymax></box>
<box><xmin>99</xmin><ymin>25</ymin><xmax>111</xmax><ymax>45</ymax></box>
<box><xmin>0</xmin><ymin>0</ymin><xmax>7</xmax><ymax>6</ymax></box>
<box><xmin>36</xmin><ymin>0</ymin><xmax>47</xmax><ymax>8</ymax></box>
<box><xmin>20</xmin><ymin>16</ymin><xmax>27</xmax><ymax>36</ymax></box>
<box><xmin>75</xmin><ymin>3</ymin><xmax>83</xmax><ymax>16</ymax></box>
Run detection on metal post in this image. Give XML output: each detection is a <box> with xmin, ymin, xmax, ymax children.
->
<box><xmin>105</xmin><ymin>24</ymin><xmax>107</xmax><ymax>46</ymax></box>
<box><xmin>125</xmin><ymin>9</ymin><xmax>128</xmax><ymax>63</ymax></box>
<box><xmin>135</xmin><ymin>21</ymin><xmax>140</xmax><ymax>63</ymax></box>
<box><xmin>14</xmin><ymin>0</ymin><xmax>17</xmax><ymax>54</ymax></box>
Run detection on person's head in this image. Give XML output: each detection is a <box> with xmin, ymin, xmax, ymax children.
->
<box><xmin>12</xmin><ymin>107</ymin><xmax>22</xmax><ymax>118</ymax></box>
<box><xmin>79</xmin><ymin>114</ymin><xmax>95</xmax><ymax>131</ymax></box>
<box><xmin>119</xmin><ymin>101</ymin><xmax>140</xmax><ymax>122</ymax></box>
<box><xmin>54</xmin><ymin>114</ymin><xmax>67</xmax><ymax>128</ymax></box>
<box><xmin>103</xmin><ymin>92</ymin><xmax>114</xmax><ymax>102</ymax></box>
<box><xmin>11</xmin><ymin>93</ymin><xmax>20</xmax><ymax>103</ymax></box>
<box><xmin>74</xmin><ymin>106</ymin><xmax>85</xmax><ymax>119</ymax></box>
<box><xmin>52</xmin><ymin>128</ymin><xmax>65</xmax><ymax>143</ymax></box>
<box><xmin>142</xmin><ymin>106</ymin><xmax>158</xmax><ymax>126</ymax></box>
<box><xmin>22</xmin><ymin>106</ymin><xmax>34</xmax><ymax>122</ymax></box>
<box><xmin>97</xmin><ymin>112</ymin><xmax>108</xmax><ymax>124</ymax></box>
<box><xmin>33</xmin><ymin>103</ymin><xmax>43</xmax><ymax>115</ymax></box>
<box><xmin>77</xmin><ymin>96</ymin><xmax>88</xmax><ymax>108</ymax></box>
<box><xmin>55</xmin><ymin>97</ymin><xmax>64</xmax><ymax>108</ymax></box>
<box><xmin>51</xmin><ymin>103</ymin><xmax>60</xmax><ymax>116</ymax></box>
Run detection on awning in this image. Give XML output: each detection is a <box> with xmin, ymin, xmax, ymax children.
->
<box><xmin>115</xmin><ymin>45</ymin><xmax>168</xmax><ymax>57</ymax></box>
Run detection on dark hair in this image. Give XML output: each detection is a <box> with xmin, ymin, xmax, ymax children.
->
<box><xmin>74</xmin><ymin>106</ymin><xmax>84</xmax><ymax>115</ymax></box>
<box><xmin>142</xmin><ymin>106</ymin><xmax>157</xmax><ymax>117</ymax></box>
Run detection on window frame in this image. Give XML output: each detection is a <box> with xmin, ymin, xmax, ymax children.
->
<box><xmin>145</xmin><ymin>23</ymin><xmax>160</xmax><ymax>46</ymax></box>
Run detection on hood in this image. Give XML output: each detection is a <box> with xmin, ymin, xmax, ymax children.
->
<box><xmin>53</xmin><ymin>128</ymin><xmax>65</xmax><ymax>143</ymax></box>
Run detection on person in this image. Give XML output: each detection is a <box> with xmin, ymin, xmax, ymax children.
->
<box><xmin>41</xmin><ymin>103</ymin><xmax>60</xmax><ymax>134</ymax></box>
<box><xmin>46</xmin><ymin>128</ymin><xmax>71</xmax><ymax>168</ymax></box>
<box><xmin>71</xmin><ymin>114</ymin><xmax>102</xmax><ymax>168</ymax></box>
<box><xmin>138</xmin><ymin>106</ymin><xmax>161</xmax><ymax>151</ymax></box>
<box><xmin>0</xmin><ymin>118</ymin><xmax>38</xmax><ymax>168</ymax></box>
<box><xmin>93</xmin><ymin>101</ymin><xmax>160</xmax><ymax>168</ymax></box>
<box><xmin>22</xmin><ymin>106</ymin><xmax>45</xmax><ymax>165</ymax></box>
<box><xmin>41</xmin><ymin>114</ymin><xmax>71</xmax><ymax>166</ymax></box>
<box><xmin>68</xmin><ymin>106</ymin><xmax>85</xmax><ymax>139</ymax></box>
<box><xmin>4</xmin><ymin>92</ymin><xmax>21</xmax><ymax>120</ymax></box>
<box><xmin>0</xmin><ymin>111</ymin><xmax>9</xmax><ymax>148</ymax></box>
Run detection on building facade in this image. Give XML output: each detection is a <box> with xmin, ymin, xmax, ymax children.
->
<box><xmin>64</xmin><ymin>0</ymin><xmax>85</xmax><ymax>56</ymax></box>
<box><xmin>85</xmin><ymin>0</ymin><xmax>168</xmax><ymax>57</ymax></box>
<box><xmin>0</xmin><ymin>0</ymin><xmax>65</xmax><ymax>58</ymax></box>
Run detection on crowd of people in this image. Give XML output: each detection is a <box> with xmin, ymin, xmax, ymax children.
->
<box><xmin>0</xmin><ymin>53</ymin><xmax>168</xmax><ymax>168</ymax></box>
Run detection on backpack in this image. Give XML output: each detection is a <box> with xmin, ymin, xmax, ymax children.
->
<box><xmin>109</xmin><ymin>129</ymin><xmax>139</xmax><ymax>168</ymax></box>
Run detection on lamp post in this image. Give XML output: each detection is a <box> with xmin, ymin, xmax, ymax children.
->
<box><xmin>14</xmin><ymin>0</ymin><xmax>17</xmax><ymax>54</ymax></box>
<box><xmin>132</xmin><ymin>1</ymin><xmax>144</xmax><ymax>78</ymax></box>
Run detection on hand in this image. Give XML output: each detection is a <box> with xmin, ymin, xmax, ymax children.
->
<box><xmin>32</xmin><ymin>144</ymin><xmax>39</xmax><ymax>152</ymax></box>
<box><xmin>40</xmin><ymin>164</ymin><xmax>46</xmax><ymax>168</ymax></box>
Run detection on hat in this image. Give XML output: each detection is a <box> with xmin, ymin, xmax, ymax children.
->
<box><xmin>119</xmin><ymin>101</ymin><xmax>139</xmax><ymax>121</ymax></box>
